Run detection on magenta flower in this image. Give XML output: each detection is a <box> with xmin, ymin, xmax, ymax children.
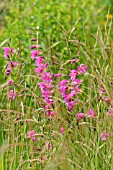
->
<box><xmin>100</xmin><ymin>86</ymin><xmax>106</xmax><ymax>93</ymax></box>
<box><xmin>46</xmin><ymin>110</ymin><xmax>55</xmax><ymax>118</ymax></box>
<box><xmin>104</xmin><ymin>96</ymin><xmax>110</xmax><ymax>103</ymax></box>
<box><xmin>31</xmin><ymin>38</ymin><xmax>37</xmax><ymax>41</ymax></box>
<box><xmin>31</xmin><ymin>50</ymin><xmax>41</xmax><ymax>60</ymax></box>
<box><xmin>54</xmin><ymin>62</ymin><xmax>59</xmax><ymax>65</ymax></box>
<box><xmin>26</xmin><ymin>119</ymin><xmax>30</xmax><ymax>123</ymax></box>
<box><xmin>59</xmin><ymin>79</ymin><xmax>69</xmax><ymax>86</ymax></box>
<box><xmin>42</xmin><ymin>72</ymin><xmax>52</xmax><ymax>83</ymax></box>
<box><xmin>21</xmin><ymin>89</ymin><xmax>25</xmax><ymax>93</ymax></box>
<box><xmin>15</xmin><ymin>117</ymin><xmax>19</xmax><ymax>121</ymax></box>
<box><xmin>78</xmin><ymin>64</ymin><xmax>88</xmax><ymax>74</ymax></box>
<box><xmin>60</xmin><ymin>128</ymin><xmax>65</xmax><ymax>135</ymax></box>
<box><xmin>3</xmin><ymin>47</ymin><xmax>16</xmax><ymax>58</ymax></box>
<box><xmin>106</xmin><ymin>108</ymin><xmax>113</xmax><ymax>118</ymax></box>
<box><xmin>7</xmin><ymin>80</ymin><xmax>14</xmax><ymax>85</ymax></box>
<box><xmin>87</xmin><ymin>108</ymin><xmax>96</xmax><ymax>118</ymax></box>
<box><xmin>30</xmin><ymin>45</ymin><xmax>37</xmax><ymax>49</ymax></box>
<box><xmin>48</xmin><ymin>143</ymin><xmax>52</xmax><ymax>149</ymax></box>
<box><xmin>27</xmin><ymin>130</ymin><xmax>37</xmax><ymax>141</ymax></box>
<box><xmin>70</xmin><ymin>90</ymin><xmax>77</xmax><ymax>97</ymax></box>
<box><xmin>35</xmin><ymin>56</ymin><xmax>44</xmax><ymax>66</ymax></box>
<box><xmin>35</xmin><ymin>64</ymin><xmax>47</xmax><ymax>74</ymax></box>
<box><xmin>8</xmin><ymin>90</ymin><xmax>18</xmax><ymax>100</ymax></box>
<box><xmin>108</xmin><ymin>108</ymin><xmax>113</xmax><ymax>115</ymax></box>
<box><xmin>71</xmin><ymin>58</ymin><xmax>78</xmax><ymax>64</ymax></box>
<box><xmin>75</xmin><ymin>85</ymin><xmax>82</xmax><ymax>93</ymax></box>
<box><xmin>6</xmin><ymin>62</ymin><xmax>19</xmax><ymax>75</ymax></box>
<box><xmin>54</xmin><ymin>73</ymin><xmax>62</xmax><ymax>78</ymax></box>
<box><xmin>67</xmin><ymin>100</ymin><xmax>78</xmax><ymax>111</ymax></box>
<box><xmin>11</xmin><ymin>61</ymin><xmax>20</xmax><ymax>68</ymax></box>
<box><xmin>71</xmin><ymin>79</ymin><xmax>82</xmax><ymax>86</ymax></box>
<box><xmin>6</xmin><ymin>65</ymin><xmax>12</xmax><ymax>75</ymax></box>
<box><xmin>45</xmin><ymin>98</ymin><xmax>53</xmax><ymax>104</ymax></box>
<box><xmin>100</xmin><ymin>131</ymin><xmax>110</xmax><ymax>141</ymax></box>
<box><xmin>69</xmin><ymin>70</ymin><xmax>79</xmax><ymax>81</ymax></box>
<box><xmin>77</xmin><ymin>51</ymin><xmax>81</xmax><ymax>55</ymax></box>
<box><xmin>76</xmin><ymin>113</ymin><xmax>85</xmax><ymax>121</ymax></box>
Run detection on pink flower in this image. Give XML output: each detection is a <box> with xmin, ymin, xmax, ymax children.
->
<box><xmin>54</xmin><ymin>62</ymin><xmax>59</xmax><ymax>65</ymax></box>
<box><xmin>8</xmin><ymin>90</ymin><xmax>18</xmax><ymax>100</ymax></box>
<box><xmin>32</xmin><ymin>137</ymin><xmax>37</xmax><ymax>141</ymax></box>
<box><xmin>7</xmin><ymin>80</ymin><xmax>14</xmax><ymax>85</ymax></box>
<box><xmin>31</xmin><ymin>38</ymin><xmax>37</xmax><ymax>41</ymax></box>
<box><xmin>71</xmin><ymin>79</ymin><xmax>82</xmax><ymax>86</ymax></box>
<box><xmin>15</xmin><ymin>117</ymin><xmax>19</xmax><ymax>121</ymax></box>
<box><xmin>45</xmin><ymin>98</ymin><xmax>53</xmax><ymax>105</ymax></box>
<box><xmin>104</xmin><ymin>96</ymin><xmax>110</xmax><ymax>103</ymax></box>
<box><xmin>59</xmin><ymin>79</ymin><xmax>69</xmax><ymax>86</ymax></box>
<box><xmin>35</xmin><ymin>56</ymin><xmax>44</xmax><ymax>66</ymax></box>
<box><xmin>60</xmin><ymin>128</ymin><xmax>65</xmax><ymax>135</ymax></box>
<box><xmin>87</xmin><ymin>108</ymin><xmax>96</xmax><ymax>118</ymax></box>
<box><xmin>69</xmin><ymin>70</ymin><xmax>79</xmax><ymax>81</ymax></box>
<box><xmin>3</xmin><ymin>47</ymin><xmax>16</xmax><ymax>58</ymax></box>
<box><xmin>48</xmin><ymin>143</ymin><xmax>52</xmax><ymax>149</ymax></box>
<box><xmin>100</xmin><ymin>131</ymin><xmax>110</xmax><ymax>141</ymax></box>
<box><xmin>27</xmin><ymin>130</ymin><xmax>37</xmax><ymax>141</ymax></box>
<box><xmin>78</xmin><ymin>64</ymin><xmax>88</xmax><ymax>74</ymax></box>
<box><xmin>6</xmin><ymin>65</ymin><xmax>12</xmax><ymax>75</ymax></box>
<box><xmin>30</xmin><ymin>45</ymin><xmax>37</xmax><ymax>49</ymax></box>
<box><xmin>77</xmin><ymin>51</ymin><xmax>81</xmax><ymax>55</ymax></box>
<box><xmin>76</xmin><ymin>113</ymin><xmax>85</xmax><ymax>121</ymax></box>
<box><xmin>108</xmin><ymin>108</ymin><xmax>113</xmax><ymax>115</ymax></box>
<box><xmin>71</xmin><ymin>58</ymin><xmax>78</xmax><ymax>64</ymax></box>
<box><xmin>75</xmin><ymin>85</ymin><xmax>82</xmax><ymax>93</ymax></box>
<box><xmin>11</xmin><ymin>61</ymin><xmax>20</xmax><ymax>68</ymax></box>
<box><xmin>106</xmin><ymin>108</ymin><xmax>113</xmax><ymax>118</ymax></box>
<box><xmin>69</xmin><ymin>90</ymin><xmax>77</xmax><ymax>97</ymax></box>
<box><xmin>26</xmin><ymin>119</ymin><xmax>30</xmax><ymax>123</ymax></box>
<box><xmin>46</xmin><ymin>110</ymin><xmax>55</xmax><ymax>117</ymax></box>
<box><xmin>42</xmin><ymin>72</ymin><xmax>52</xmax><ymax>83</ymax></box>
<box><xmin>6</xmin><ymin>62</ymin><xmax>19</xmax><ymax>75</ymax></box>
<box><xmin>54</xmin><ymin>73</ymin><xmax>62</xmax><ymax>78</ymax></box>
<box><xmin>31</xmin><ymin>50</ymin><xmax>41</xmax><ymax>60</ymax></box>
<box><xmin>36</xmin><ymin>148</ymin><xmax>41</xmax><ymax>151</ymax></box>
<box><xmin>67</xmin><ymin>100</ymin><xmax>78</xmax><ymax>111</ymax></box>
<box><xmin>22</xmin><ymin>89</ymin><xmax>25</xmax><ymax>93</ymax></box>
<box><xmin>100</xmin><ymin>86</ymin><xmax>106</xmax><ymax>93</ymax></box>
<box><xmin>35</xmin><ymin>64</ymin><xmax>47</xmax><ymax>74</ymax></box>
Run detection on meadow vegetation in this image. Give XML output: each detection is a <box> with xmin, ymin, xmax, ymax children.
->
<box><xmin>0</xmin><ymin>0</ymin><xmax>113</xmax><ymax>170</ymax></box>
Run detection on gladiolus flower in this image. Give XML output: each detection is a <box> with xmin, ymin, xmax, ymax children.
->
<box><xmin>76</xmin><ymin>113</ymin><xmax>85</xmax><ymax>121</ymax></box>
<box><xmin>60</xmin><ymin>128</ymin><xmax>65</xmax><ymax>135</ymax></box>
<box><xmin>8</xmin><ymin>90</ymin><xmax>18</xmax><ymax>100</ymax></box>
<box><xmin>104</xmin><ymin>96</ymin><xmax>110</xmax><ymax>103</ymax></box>
<box><xmin>11</xmin><ymin>61</ymin><xmax>20</xmax><ymax>68</ymax></box>
<box><xmin>31</xmin><ymin>50</ymin><xmax>41</xmax><ymax>60</ymax></box>
<box><xmin>71</xmin><ymin>58</ymin><xmax>78</xmax><ymax>64</ymax></box>
<box><xmin>78</xmin><ymin>64</ymin><xmax>88</xmax><ymax>74</ymax></box>
<box><xmin>30</xmin><ymin>45</ymin><xmax>37</xmax><ymax>49</ymax></box>
<box><xmin>7</xmin><ymin>80</ymin><xmax>14</xmax><ymax>85</ymax></box>
<box><xmin>100</xmin><ymin>131</ymin><xmax>110</xmax><ymax>141</ymax></box>
<box><xmin>54</xmin><ymin>73</ymin><xmax>62</xmax><ymax>78</ymax></box>
<box><xmin>27</xmin><ymin>130</ymin><xmax>37</xmax><ymax>141</ymax></box>
<box><xmin>87</xmin><ymin>108</ymin><xmax>96</xmax><ymax>118</ymax></box>
<box><xmin>3</xmin><ymin>47</ymin><xmax>16</xmax><ymax>58</ymax></box>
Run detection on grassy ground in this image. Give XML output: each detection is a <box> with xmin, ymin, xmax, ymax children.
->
<box><xmin>0</xmin><ymin>0</ymin><xmax>113</xmax><ymax>170</ymax></box>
